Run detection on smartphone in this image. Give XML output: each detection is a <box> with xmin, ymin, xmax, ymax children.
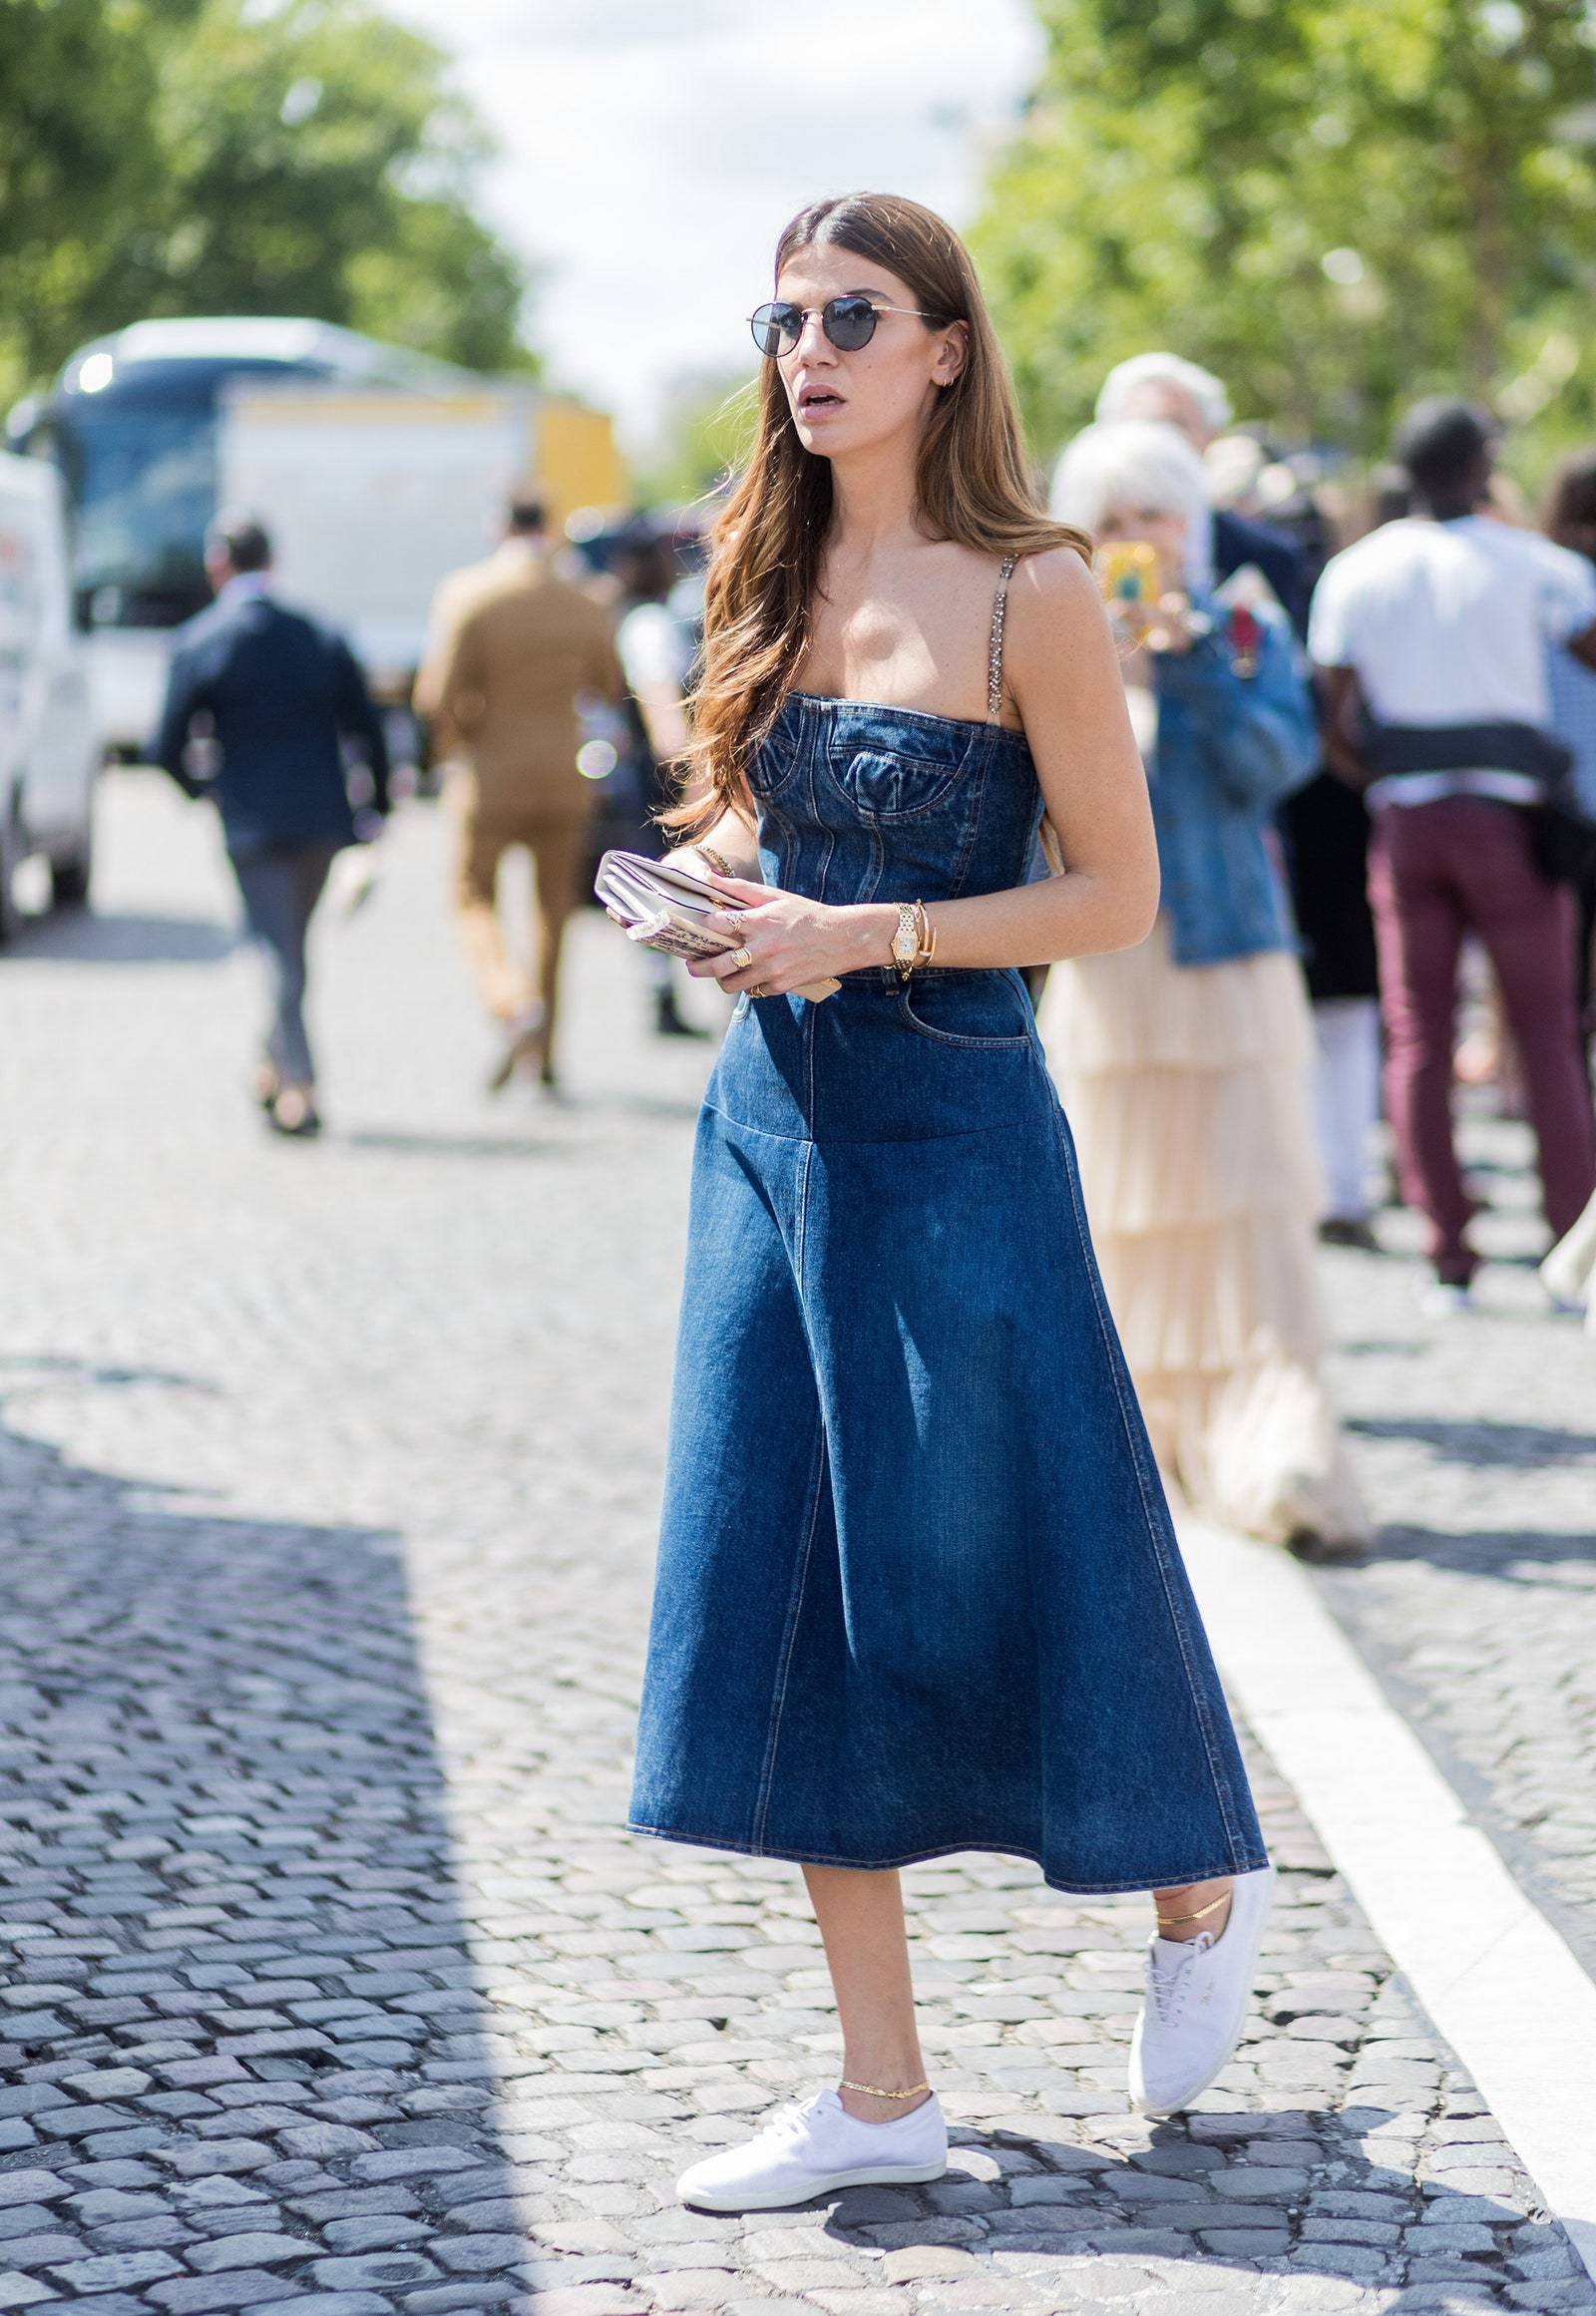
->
<box><xmin>1097</xmin><ymin>540</ymin><xmax>1158</xmax><ymax>605</ymax></box>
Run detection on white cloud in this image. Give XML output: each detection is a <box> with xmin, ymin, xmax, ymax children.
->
<box><xmin>385</xmin><ymin>0</ymin><xmax>1042</xmax><ymax>453</ymax></box>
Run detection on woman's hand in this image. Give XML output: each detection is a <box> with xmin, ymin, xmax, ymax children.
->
<box><xmin>690</xmin><ymin>872</ymin><xmax>890</xmax><ymax>995</ymax></box>
<box><xmin>1113</xmin><ymin>591</ymin><xmax>1199</xmax><ymax>656</ymax></box>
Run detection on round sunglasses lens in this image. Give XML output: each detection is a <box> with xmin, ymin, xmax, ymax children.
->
<box><xmin>825</xmin><ymin>297</ymin><xmax>879</xmax><ymax>351</ymax></box>
<box><xmin>750</xmin><ymin>303</ymin><xmax>797</xmax><ymax>358</ymax></box>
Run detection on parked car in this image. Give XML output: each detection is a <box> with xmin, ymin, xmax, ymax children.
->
<box><xmin>0</xmin><ymin>450</ymin><xmax>97</xmax><ymax>941</ymax></box>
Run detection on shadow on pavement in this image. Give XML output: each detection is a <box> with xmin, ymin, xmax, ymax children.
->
<box><xmin>0</xmin><ymin>1353</ymin><xmax>220</xmax><ymax>1395</ymax></box>
<box><xmin>1348</xmin><ymin>1522</ymin><xmax>1595</xmax><ymax>1584</ymax></box>
<box><xmin>809</xmin><ymin>2108</ymin><xmax>1582</xmax><ymax>2306</ymax></box>
<box><xmin>8</xmin><ymin>909</ymin><xmax>235</xmax><ymax>965</ymax></box>
<box><xmin>0</xmin><ymin>1370</ymin><xmax>542</xmax><ymax>2313</ymax></box>
<box><xmin>339</xmin><ymin>1127</ymin><xmax>571</xmax><ymax>1162</ymax></box>
<box><xmin>1348</xmin><ymin>1413</ymin><xmax>1596</xmax><ymax>1467</ymax></box>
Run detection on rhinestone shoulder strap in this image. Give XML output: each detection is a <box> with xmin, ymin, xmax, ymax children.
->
<box><xmin>987</xmin><ymin>554</ymin><xmax>1019</xmax><ymax>724</ymax></box>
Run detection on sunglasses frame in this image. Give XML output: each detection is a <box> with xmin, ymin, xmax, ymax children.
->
<box><xmin>748</xmin><ymin>295</ymin><xmax>951</xmax><ymax>360</ymax></box>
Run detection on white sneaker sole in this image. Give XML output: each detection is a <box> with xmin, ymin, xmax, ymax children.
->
<box><xmin>678</xmin><ymin>2156</ymin><xmax>948</xmax><ymax>2212</ymax></box>
<box><xmin>1130</xmin><ymin>1863</ymin><xmax>1275</xmax><ymax>2118</ymax></box>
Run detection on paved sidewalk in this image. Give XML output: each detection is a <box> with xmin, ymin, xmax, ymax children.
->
<box><xmin>0</xmin><ymin>773</ymin><xmax>1589</xmax><ymax>2315</ymax></box>
<box><xmin>1313</xmin><ymin>1122</ymin><xmax>1596</xmax><ymax>1980</ymax></box>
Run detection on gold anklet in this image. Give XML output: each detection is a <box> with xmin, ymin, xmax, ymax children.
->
<box><xmin>1155</xmin><ymin>1889</ymin><xmax>1232</xmax><ymax>1929</ymax></box>
<box><xmin>839</xmin><ymin>2078</ymin><xmax>931</xmax><ymax>2101</ymax></box>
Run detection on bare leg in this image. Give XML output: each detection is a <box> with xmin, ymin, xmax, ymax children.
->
<box><xmin>1153</xmin><ymin>1875</ymin><xmax>1233</xmax><ymax>1943</ymax></box>
<box><xmin>802</xmin><ymin>1866</ymin><xmax>932</xmax><ymax>2123</ymax></box>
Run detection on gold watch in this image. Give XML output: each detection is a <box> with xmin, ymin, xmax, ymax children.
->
<box><xmin>891</xmin><ymin>903</ymin><xmax>919</xmax><ymax>978</ymax></box>
<box><xmin>892</xmin><ymin>901</ymin><xmax>937</xmax><ymax>978</ymax></box>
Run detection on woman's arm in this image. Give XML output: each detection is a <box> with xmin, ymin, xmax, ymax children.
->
<box><xmin>669</xmin><ymin>805</ymin><xmax>763</xmax><ymax>882</ymax></box>
<box><xmin>1168</xmin><ymin>616</ymin><xmax>1318</xmax><ymax>809</ymax></box>
<box><xmin>694</xmin><ymin>550</ymin><xmax>1159</xmax><ymax>990</ymax></box>
<box><xmin>1315</xmin><ymin>663</ymin><xmax>1376</xmax><ymax>790</ymax></box>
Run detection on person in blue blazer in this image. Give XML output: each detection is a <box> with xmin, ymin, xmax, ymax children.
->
<box><xmin>152</xmin><ymin>514</ymin><xmax>390</xmax><ymax>1135</ymax></box>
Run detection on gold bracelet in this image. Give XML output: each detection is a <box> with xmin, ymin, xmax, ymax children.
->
<box><xmin>839</xmin><ymin>2078</ymin><xmax>932</xmax><ymax>2101</ymax></box>
<box><xmin>914</xmin><ymin>900</ymin><xmax>938</xmax><ymax>967</ymax></box>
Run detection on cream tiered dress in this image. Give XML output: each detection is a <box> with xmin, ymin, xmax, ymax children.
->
<box><xmin>1039</xmin><ymin>691</ymin><xmax>1369</xmax><ymax>1553</ymax></box>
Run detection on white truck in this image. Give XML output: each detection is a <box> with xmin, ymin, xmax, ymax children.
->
<box><xmin>0</xmin><ymin>451</ymin><xmax>98</xmax><ymax>939</ymax></box>
<box><xmin>217</xmin><ymin>382</ymin><xmax>540</xmax><ymax>702</ymax></box>
<box><xmin>8</xmin><ymin>317</ymin><xmax>627</xmax><ymax>760</ymax></box>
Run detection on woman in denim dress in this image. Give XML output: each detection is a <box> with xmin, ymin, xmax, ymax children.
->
<box><xmin>627</xmin><ymin>193</ymin><xmax>1274</xmax><ymax>2213</ymax></box>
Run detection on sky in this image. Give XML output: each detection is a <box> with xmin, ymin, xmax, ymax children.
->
<box><xmin>384</xmin><ymin>0</ymin><xmax>1043</xmax><ymax>452</ymax></box>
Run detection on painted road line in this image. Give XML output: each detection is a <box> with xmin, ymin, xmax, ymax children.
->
<box><xmin>1181</xmin><ymin>1517</ymin><xmax>1596</xmax><ymax>2286</ymax></box>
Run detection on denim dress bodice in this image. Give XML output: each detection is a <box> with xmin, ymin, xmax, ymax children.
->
<box><xmin>750</xmin><ymin>693</ymin><xmax>1045</xmax><ymax>930</ymax></box>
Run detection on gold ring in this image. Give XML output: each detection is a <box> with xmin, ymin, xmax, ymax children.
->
<box><xmin>748</xmin><ymin>982</ymin><xmax>769</xmax><ymax>998</ymax></box>
<box><xmin>728</xmin><ymin>946</ymin><xmax>754</xmax><ymax>970</ymax></box>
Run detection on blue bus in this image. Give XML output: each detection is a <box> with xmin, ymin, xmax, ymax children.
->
<box><xmin>5</xmin><ymin>316</ymin><xmax>467</xmax><ymax>749</ymax></box>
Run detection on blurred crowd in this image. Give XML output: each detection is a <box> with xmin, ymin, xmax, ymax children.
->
<box><xmin>1041</xmin><ymin>353</ymin><xmax>1596</xmax><ymax>1553</ymax></box>
<box><xmin>149</xmin><ymin>352</ymin><xmax>1596</xmax><ymax>1557</ymax></box>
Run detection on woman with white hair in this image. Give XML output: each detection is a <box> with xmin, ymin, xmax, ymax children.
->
<box><xmin>1042</xmin><ymin>420</ymin><xmax>1369</xmax><ymax>1557</ymax></box>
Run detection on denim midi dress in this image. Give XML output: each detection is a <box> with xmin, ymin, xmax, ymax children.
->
<box><xmin>629</xmin><ymin>562</ymin><xmax>1268</xmax><ymax>1895</ymax></box>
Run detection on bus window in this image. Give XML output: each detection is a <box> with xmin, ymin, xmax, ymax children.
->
<box><xmin>62</xmin><ymin>409</ymin><xmax>216</xmax><ymax>629</ymax></box>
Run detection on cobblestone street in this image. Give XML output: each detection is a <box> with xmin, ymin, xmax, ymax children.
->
<box><xmin>1</xmin><ymin>771</ymin><xmax>1592</xmax><ymax>2316</ymax></box>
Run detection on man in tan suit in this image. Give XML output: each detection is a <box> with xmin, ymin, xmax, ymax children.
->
<box><xmin>415</xmin><ymin>499</ymin><xmax>623</xmax><ymax>1090</ymax></box>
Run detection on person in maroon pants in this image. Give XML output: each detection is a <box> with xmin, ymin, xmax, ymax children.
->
<box><xmin>1310</xmin><ymin>400</ymin><xmax>1596</xmax><ymax>1307</ymax></box>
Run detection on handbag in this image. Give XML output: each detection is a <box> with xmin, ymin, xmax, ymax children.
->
<box><xmin>594</xmin><ymin>850</ymin><xmax>841</xmax><ymax>1001</ymax></box>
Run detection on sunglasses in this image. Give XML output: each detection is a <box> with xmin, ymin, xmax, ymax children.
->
<box><xmin>748</xmin><ymin>295</ymin><xmax>949</xmax><ymax>360</ymax></box>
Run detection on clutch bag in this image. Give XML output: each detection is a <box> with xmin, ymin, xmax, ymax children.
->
<box><xmin>594</xmin><ymin>850</ymin><xmax>840</xmax><ymax>1001</ymax></box>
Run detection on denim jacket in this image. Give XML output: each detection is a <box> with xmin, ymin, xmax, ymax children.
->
<box><xmin>1147</xmin><ymin>595</ymin><xmax>1317</xmax><ymax>966</ymax></box>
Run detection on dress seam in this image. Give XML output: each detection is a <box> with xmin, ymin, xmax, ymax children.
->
<box><xmin>943</xmin><ymin>734</ymin><xmax>994</xmax><ymax>895</ymax></box>
<box><xmin>750</xmin><ymin>1262</ymin><xmax>825</xmax><ymax>1854</ymax></box>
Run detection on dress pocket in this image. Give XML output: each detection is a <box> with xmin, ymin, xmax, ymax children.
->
<box><xmin>898</xmin><ymin>971</ymin><xmax>1035</xmax><ymax>1049</ymax></box>
<box><xmin>829</xmin><ymin>729</ymin><xmax>975</xmax><ymax>822</ymax></box>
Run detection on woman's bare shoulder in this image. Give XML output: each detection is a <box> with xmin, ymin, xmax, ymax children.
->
<box><xmin>1007</xmin><ymin>544</ymin><xmax>1109</xmax><ymax>663</ymax></box>
<box><xmin>1011</xmin><ymin>542</ymin><xmax>1098</xmax><ymax>609</ymax></box>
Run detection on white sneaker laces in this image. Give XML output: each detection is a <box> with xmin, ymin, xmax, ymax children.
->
<box><xmin>1146</xmin><ymin>1928</ymin><xmax>1215</xmax><ymax>2028</ymax></box>
<box><xmin>764</xmin><ymin>2097</ymin><xmax>821</xmax><ymax>2144</ymax></box>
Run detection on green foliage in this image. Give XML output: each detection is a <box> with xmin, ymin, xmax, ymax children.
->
<box><xmin>0</xmin><ymin>0</ymin><xmax>535</xmax><ymax>400</ymax></box>
<box><xmin>634</xmin><ymin>370</ymin><xmax>760</xmax><ymax>509</ymax></box>
<box><xmin>973</xmin><ymin>0</ymin><xmax>1596</xmax><ymax>465</ymax></box>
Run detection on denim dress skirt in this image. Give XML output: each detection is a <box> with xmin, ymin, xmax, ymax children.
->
<box><xmin>628</xmin><ymin>687</ymin><xmax>1269</xmax><ymax>1894</ymax></box>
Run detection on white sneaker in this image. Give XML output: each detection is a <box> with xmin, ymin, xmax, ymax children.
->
<box><xmin>676</xmin><ymin>2087</ymin><xmax>948</xmax><ymax>2211</ymax></box>
<box><xmin>1129</xmin><ymin>1864</ymin><xmax>1274</xmax><ymax>2117</ymax></box>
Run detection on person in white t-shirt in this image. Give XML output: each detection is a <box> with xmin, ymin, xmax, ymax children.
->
<box><xmin>1310</xmin><ymin>399</ymin><xmax>1596</xmax><ymax>1307</ymax></box>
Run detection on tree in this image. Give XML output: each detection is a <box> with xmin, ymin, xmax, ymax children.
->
<box><xmin>0</xmin><ymin>0</ymin><xmax>198</xmax><ymax>394</ymax></box>
<box><xmin>0</xmin><ymin>0</ymin><xmax>535</xmax><ymax>399</ymax></box>
<box><xmin>972</xmin><ymin>0</ymin><xmax>1596</xmax><ymax>469</ymax></box>
<box><xmin>634</xmin><ymin>370</ymin><xmax>759</xmax><ymax>508</ymax></box>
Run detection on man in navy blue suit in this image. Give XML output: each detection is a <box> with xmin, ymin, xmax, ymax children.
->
<box><xmin>153</xmin><ymin>514</ymin><xmax>390</xmax><ymax>1135</ymax></box>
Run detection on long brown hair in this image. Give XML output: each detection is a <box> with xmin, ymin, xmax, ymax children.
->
<box><xmin>664</xmin><ymin>192</ymin><xmax>1089</xmax><ymax>837</ymax></box>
